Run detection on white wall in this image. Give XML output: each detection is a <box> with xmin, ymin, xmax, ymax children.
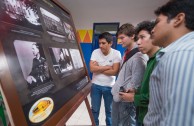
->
<box><xmin>58</xmin><ymin>0</ymin><xmax>169</xmax><ymax>30</ymax></box>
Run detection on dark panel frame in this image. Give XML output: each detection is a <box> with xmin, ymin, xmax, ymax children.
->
<box><xmin>0</xmin><ymin>0</ymin><xmax>94</xmax><ymax>126</ymax></box>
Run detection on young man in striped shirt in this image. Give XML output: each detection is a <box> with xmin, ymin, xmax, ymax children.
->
<box><xmin>143</xmin><ymin>1</ymin><xmax>194</xmax><ymax>126</ymax></box>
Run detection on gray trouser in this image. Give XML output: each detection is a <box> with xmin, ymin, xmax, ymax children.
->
<box><xmin>112</xmin><ymin>101</ymin><xmax>136</xmax><ymax>126</ymax></box>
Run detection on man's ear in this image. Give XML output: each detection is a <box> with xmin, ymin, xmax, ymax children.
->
<box><xmin>131</xmin><ymin>34</ymin><xmax>135</xmax><ymax>40</ymax></box>
<box><xmin>173</xmin><ymin>13</ymin><xmax>185</xmax><ymax>27</ymax></box>
<box><xmin>110</xmin><ymin>41</ymin><xmax>113</xmax><ymax>46</ymax></box>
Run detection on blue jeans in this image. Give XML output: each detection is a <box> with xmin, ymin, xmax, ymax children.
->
<box><xmin>112</xmin><ymin>101</ymin><xmax>136</xmax><ymax>126</ymax></box>
<box><xmin>91</xmin><ymin>84</ymin><xmax>113</xmax><ymax>126</ymax></box>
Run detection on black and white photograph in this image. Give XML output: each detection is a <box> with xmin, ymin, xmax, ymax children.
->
<box><xmin>49</xmin><ymin>47</ymin><xmax>73</xmax><ymax>75</ymax></box>
<box><xmin>14</xmin><ymin>41</ymin><xmax>53</xmax><ymax>90</ymax></box>
<box><xmin>40</xmin><ymin>7</ymin><xmax>66</xmax><ymax>42</ymax></box>
<box><xmin>69</xmin><ymin>49</ymin><xmax>84</xmax><ymax>69</ymax></box>
<box><xmin>0</xmin><ymin>0</ymin><xmax>91</xmax><ymax>125</ymax></box>
<box><xmin>0</xmin><ymin>0</ymin><xmax>42</xmax><ymax>31</ymax></box>
<box><xmin>64</xmin><ymin>22</ymin><xmax>76</xmax><ymax>41</ymax></box>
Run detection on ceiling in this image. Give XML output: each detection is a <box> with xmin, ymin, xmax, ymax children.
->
<box><xmin>57</xmin><ymin>0</ymin><xmax>169</xmax><ymax>29</ymax></box>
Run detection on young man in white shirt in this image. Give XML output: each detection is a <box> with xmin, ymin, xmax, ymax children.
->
<box><xmin>90</xmin><ymin>32</ymin><xmax>121</xmax><ymax>126</ymax></box>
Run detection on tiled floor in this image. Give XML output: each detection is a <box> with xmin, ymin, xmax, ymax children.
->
<box><xmin>66</xmin><ymin>95</ymin><xmax>106</xmax><ymax>126</ymax></box>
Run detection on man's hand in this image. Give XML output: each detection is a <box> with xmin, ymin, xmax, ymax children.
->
<box><xmin>91</xmin><ymin>61</ymin><xmax>99</xmax><ymax>66</ymax></box>
<box><xmin>126</xmin><ymin>88</ymin><xmax>136</xmax><ymax>93</ymax></box>
<box><xmin>90</xmin><ymin>60</ymin><xmax>112</xmax><ymax>73</ymax></box>
<box><xmin>119</xmin><ymin>91</ymin><xmax>135</xmax><ymax>102</ymax></box>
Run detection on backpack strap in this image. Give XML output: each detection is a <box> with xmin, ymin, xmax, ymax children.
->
<box><xmin>120</xmin><ymin>48</ymin><xmax>139</xmax><ymax>69</ymax></box>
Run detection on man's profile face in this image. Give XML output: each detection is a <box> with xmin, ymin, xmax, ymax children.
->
<box><xmin>59</xmin><ymin>51</ymin><xmax>65</xmax><ymax>60</ymax></box>
<box><xmin>118</xmin><ymin>34</ymin><xmax>134</xmax><ymax>48</ymax></box>
<box><xmin>99</xmin><ymin>38</ymin><xmax>112</xmax><ymax>55</ymax></box>
<box><xmin>32</xmin><ymin>44</ymin><xmax>39</xmax><ymax>57</ymax></box>
<box><xmin>151</xmin><ymin>14</ymin><xmax>172</xmax><ymax>47</ymax></box>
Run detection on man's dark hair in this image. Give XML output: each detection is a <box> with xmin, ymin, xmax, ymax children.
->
<box><xmin>32</xmin><ymin>43</ymin><xmax>40</xmax><ymax>49</ymax></box>
<box><xmin>116</xmin><ymin>23</ymin><xmax>135</xmax><ymax>37</ymax></box>
<box><xmin>155</xmin><ymin>1</ymin><xmax>194</xmax><ymax>30</ymax></box>
<box><xmin>32</xmin><ymin>43</ymin><xmax>45</xmax><ymax>58</ymax></box>
<box><xmin>135</xmin><ymin>21</ymin><xmax>155</xmax><ymax>35</ymax></box>
<box><xmin>99</xmin><ymin>32</ymin><xmax>113</xmax><ymax>44</ymax></box>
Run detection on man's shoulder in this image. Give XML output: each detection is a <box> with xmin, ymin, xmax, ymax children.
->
<box><xmin>92</xmin><ymin>48</ymin><xmax>101</xmax><ymax>53</ymax></box>
<box><xmin>111</xmin><ymin>48</ymin><xmax>118</xmax><ymax>51</ymax></box>
<box><xmin>166</xmin><ymin>40</ymin><xmax>194</xmax><ymax>57</ymax></box>
<box><xmin>111</xmin><ymin>48</ymin><xmax>120</xmax><ymax>53</ymax></box>
<box><xmin>169</xmin><ymin>32</ymin><xmax>194</xmax><ymax>52</ymax></box>
<box><xmin>134</xmin><ymin>52</ymin><xmax>148</xmax><ymax>60</ymax></box>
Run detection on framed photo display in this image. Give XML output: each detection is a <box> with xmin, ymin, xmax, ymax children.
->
<box><xmin>0</xmin><ymin>0</ymin><xmax>91</xmax><ymax>126</ymax></box>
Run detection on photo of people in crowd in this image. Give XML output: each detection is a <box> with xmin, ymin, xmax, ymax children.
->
<box><xmin>69</xmin><ymin>49</ymin><xmax>84</xmax><ymax>69</ymax></box>
<box><xmin>0</xmin><ymin>0</ymin><xmax>42</xmax><ymax>31</ymax></box>
<box><xmin>49</xmin><ymin>47</ymin><xmax>73</xmax><ymax>75</ymax></box>
<box><xmin>14</xmin><ymin>41</ymin><xmax>53</xmax><ymax>90</ymax></box>
<box><xmin>40</xmin><ymin>7</ymin><xmax>66</xmax><ymax>42</ymax></box>
<box><xmin>63</xmin><ymin>22</ymin><xmax>76</xmax><ymax>41</ymax></box>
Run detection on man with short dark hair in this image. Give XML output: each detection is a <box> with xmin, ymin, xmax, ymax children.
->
<box><xmin>143</xmin><ymin>1</ymin><xmax>194</xmax><ymax>126</ymax></box>
<box><xmin>90</xmin><ymin>32</ymin><xmax>121</xmax><ymax>126</ymax></box>
<box><xmin>27</xmin><ymin>43</ymin><xmax>50</xmax><ymax>89</ymax></box>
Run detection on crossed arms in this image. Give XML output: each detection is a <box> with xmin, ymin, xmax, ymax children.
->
<box><xmin>90</xmin><ymin>60</ymin><xmax>120</xmax><ymax>76</ymax></box>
